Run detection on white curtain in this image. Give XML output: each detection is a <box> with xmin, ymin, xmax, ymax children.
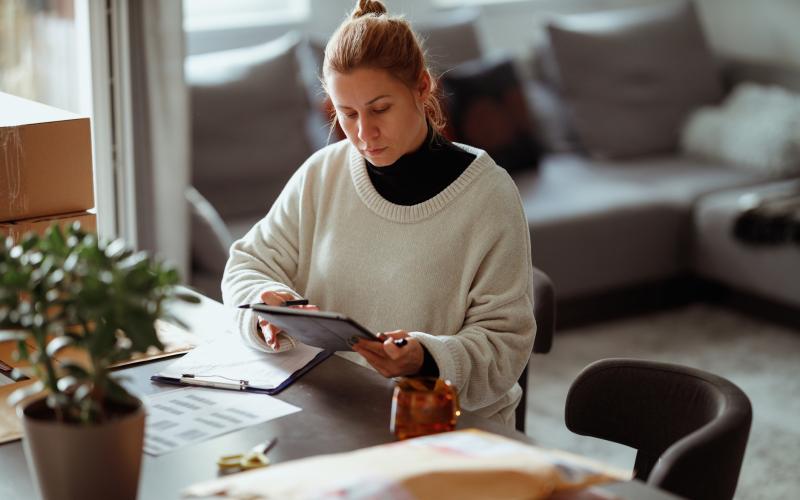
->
<box><xmin>127</xmin><ymin>0</ymin><xmax>190</xmax><ymax>277</ymax></box>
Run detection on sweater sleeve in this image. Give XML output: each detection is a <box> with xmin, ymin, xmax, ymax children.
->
<box><xmin>410</xmin><ymin>176</ymin><xmax>536</xmax><ymax>415</ymax></box>
<box><xmin>221</xmin><ymin>166</ymin><xmax>310</xmax><ymax>352</ymax></box>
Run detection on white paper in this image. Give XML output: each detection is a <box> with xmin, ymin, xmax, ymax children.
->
<box><xmin>143</xmin><ymin>387</ymin><xmax>300</xmax><ymax>456</ymax></box>
<box><xmin>157</xmin><ymin>335</ymin><xmax>323</xmax><ymax>389</ymax></box>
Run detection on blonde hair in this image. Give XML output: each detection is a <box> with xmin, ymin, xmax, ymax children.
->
<box><xmin>323</xmin><ymin>0</ymin><xmax>445</xmax><ymax>135</ymax></box>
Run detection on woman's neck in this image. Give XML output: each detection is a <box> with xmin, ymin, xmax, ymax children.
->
<box><xmin>407</xmin><ymin>118</ymin><xmax>430</xmax><ymax>155</ymax></box>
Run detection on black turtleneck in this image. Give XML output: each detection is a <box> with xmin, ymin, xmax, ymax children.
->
<box><xmin>366</xmin><ymin>128</ymin><xmax>476</xmax><ymax>206</ymax></box>
<box><xmin>365</xmin><ymin>128</ymin><xmax>475</xmax><ymax>377</ymax></box>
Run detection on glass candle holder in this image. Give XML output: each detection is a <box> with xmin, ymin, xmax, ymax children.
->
<box><xmin>390</xmin><ymin>377</ymin><xmax>460</xmax><ymax>440</ymax></box>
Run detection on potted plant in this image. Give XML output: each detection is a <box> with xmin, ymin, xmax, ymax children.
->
<box><xmin>0</xmin><ymin>223</ymin><xmax>199</xmax><ymax>500</ymax></box>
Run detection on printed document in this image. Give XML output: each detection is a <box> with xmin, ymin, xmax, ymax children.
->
<box><xmin>143</xmin><ymin>387</ymin><xmax>300</xmax><ymax>455</ymax></box>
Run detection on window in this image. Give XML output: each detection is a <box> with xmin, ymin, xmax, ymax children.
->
<box><xmin>183</xmin><ymin>0</ymin><xmax>310</xmax><ymax>30</ymax></box>
<box><xmin>0</xmin><ymin>0</ymin><xmax>90</xmax><ymax>114</ymax></box>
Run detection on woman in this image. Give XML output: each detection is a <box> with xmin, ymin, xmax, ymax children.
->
<box><xmin>222</xmin><ymin>0</ymin><xmax>535</xmax><ymax>427</ymax></box>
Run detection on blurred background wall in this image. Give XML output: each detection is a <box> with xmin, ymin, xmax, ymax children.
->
<box><xmin>185</xmin><ymin>0</ymin><xmax>800</xmax><ymax>69</ymax></box>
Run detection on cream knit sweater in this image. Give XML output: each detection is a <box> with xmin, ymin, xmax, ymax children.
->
<box><xmin>222</xmin><ymin>140</ymin><xmax>536</xmax><ymax>426</ymax></box>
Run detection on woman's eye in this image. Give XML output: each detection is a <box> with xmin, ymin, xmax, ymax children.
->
<box><xmin>344</xmin><ymin>112</ymin><xmax>357</xmax><ymax>119</ymax></box>
<box><xmin>373</xmin><ymin>106</ymin><xmax>390</xmax><ymax>114</ymax></box>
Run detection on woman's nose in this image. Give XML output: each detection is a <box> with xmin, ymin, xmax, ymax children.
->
<box><xmin>357</xmin><ymin>116</ymin><xmax>378</xmax><ymax>142</ymax></box>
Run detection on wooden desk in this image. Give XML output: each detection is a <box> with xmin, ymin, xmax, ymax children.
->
<box><xmin>0</xmin><ymin>293</ymin><xmax>680</xmax><ymax>500</ymax></box>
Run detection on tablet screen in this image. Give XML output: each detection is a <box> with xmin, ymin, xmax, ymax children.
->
<box><xmin>251</xmin><ymin>305</ymin><xmax>379</xmax><ymax>352</ymax></box>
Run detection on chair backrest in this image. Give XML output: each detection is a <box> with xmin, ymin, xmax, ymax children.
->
<box><xmin>565</xmin><ymin>358</ymin><xmax>752</xmax><ymax>500</ymax></box>
<box><xmin>515</xmin><ymin>266</ymin><xmax>556</xmax><ymax>433</ymax></box>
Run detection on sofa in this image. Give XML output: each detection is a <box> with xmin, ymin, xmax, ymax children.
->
<box><xmin>186</xmin><ymin>1</ymin><xmax>800</xmax><ymax>324</ymax></box>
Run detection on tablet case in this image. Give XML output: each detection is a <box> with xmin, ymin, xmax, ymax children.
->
<box><xmin>251</xmin><ymin>305</ymin><xmax>379</xmax><ymax>352</ymax></box>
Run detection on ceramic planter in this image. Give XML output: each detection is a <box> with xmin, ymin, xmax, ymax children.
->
<box><xmin>19</xmin><ymin>397</ymin><xmax>145</xmax><ymax>500</ymax></box>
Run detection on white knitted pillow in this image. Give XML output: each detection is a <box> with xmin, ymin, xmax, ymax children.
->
<box><xmin>681</xmin><ymin>83</ymin><xmax>800</xmax><ymax>175</ymax></box>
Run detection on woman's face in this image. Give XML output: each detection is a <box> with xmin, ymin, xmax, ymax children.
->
<box><xmin>327</xmin><ymin>67</ymin><xmax>430</xmax><ymax>166</ymax></box>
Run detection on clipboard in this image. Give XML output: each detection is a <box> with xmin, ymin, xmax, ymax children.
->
<box><xmin>251</xmin><ymin>304</ymin><xmax>381</xmax><ymax>352</ymax></box>
<box><xmin>150</xmin><ymin>349</ymin><xmax>332</xmax><ymax>395</ymax></box>
<box><xmin>149</xmin><ymin>334</ymin><xmax>334</xmax><ymax>396</ymax></box>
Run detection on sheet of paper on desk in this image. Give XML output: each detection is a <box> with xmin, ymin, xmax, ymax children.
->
<box><xmin>156</xmin><ymin>334</ymin><xmax>324</xmax><ymax>389</ymax></box>
<box><xmin>143</xmin><ymin>387</ymin><xmax>299</xmax><ymax>455</ymax></box>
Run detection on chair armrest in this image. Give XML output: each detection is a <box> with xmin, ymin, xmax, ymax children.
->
<box><xmin>532</xmin><ymin>266</ymin><xmax>555</xmax><ymax>354</ymax></box>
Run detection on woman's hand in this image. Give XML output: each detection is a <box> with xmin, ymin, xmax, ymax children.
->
<box><xmin>257</xmin><ymin>291</ymin><xmax>318</xmax><ymax>350</ymax></box>
<box><xmin>352</xmin><ymin>330</ymin><xmax>424</xmax><ymax>377</ymax></box>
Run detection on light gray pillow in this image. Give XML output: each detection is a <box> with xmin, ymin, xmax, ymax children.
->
<box><xmin>416</xmin><ymin>8</ymin><xmax>482</xmax><ymax>77</ymax></box>
<box><xmin>186</xmin><ymin>31</ymin><xmax>312</xmax><ymax>219</ymax></box>
<box><xmin>547</xmin><ymin>0</ymin><xmax>722</xmax><ymax>159</ymax></box>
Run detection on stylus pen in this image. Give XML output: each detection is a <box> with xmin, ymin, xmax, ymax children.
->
<box><xmin>377</xmin><ymin>333</ymin><xmax>408</xmax><ymax>348</ymax></box>
<box><xmin>238</xmin><ymin>299</ymin><xmax>309</xmax><ymax>309</ymax></box>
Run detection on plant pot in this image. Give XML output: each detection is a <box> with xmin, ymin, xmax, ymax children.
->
<box><xmin>19</xmin><ymin>397</ymin><xmax>146</xmax><ymax>500</ymax></box>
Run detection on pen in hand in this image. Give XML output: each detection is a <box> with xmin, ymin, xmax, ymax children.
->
<box><xmin>281</xmin><ymin>299</ymin><xmax>309</xmax><ymax>307</ymax></box>
<box><xmin>238</xmin><ymin>299</ymin><xmax>309</xmax><ymax>309</ymax></box>
<box><xmin>377</xmin><ymin>333</ymin><xmax>408</xmax><ymax>348</ymax></box>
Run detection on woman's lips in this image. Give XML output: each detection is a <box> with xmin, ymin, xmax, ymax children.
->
<box><xmin>364</xmin><ymin>147</ymin><xmax>387</xmax><ymax>155</ymax></box>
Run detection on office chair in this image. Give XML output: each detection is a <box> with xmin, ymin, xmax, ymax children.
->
<box><xmin>515</xmin><ymin>266</ymin><xmax>555</xmax><ymax>433</ymax></box>
<box><xmin>565</xmin><ymin>358</ymin><xmax>752</xmax><ymax>500</ymax></box>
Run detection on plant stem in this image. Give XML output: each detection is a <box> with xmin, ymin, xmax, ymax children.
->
<box><xmin>33</xmin><ymin>326</ymin><xmax>63</xmax><ymax>422</ymax></box>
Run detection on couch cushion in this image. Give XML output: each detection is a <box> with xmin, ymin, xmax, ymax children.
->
<box><xmin>513</xmin><ymin>153</ymin><xmax>775</xmax><ymax>299</ymax></box>
<box><xmin>186</xmin><ymin>31</ymin><xmax>312</xmax><ymax>219</ymax></box>
<box><xmin>546</xmin><ymin>0</ymin><xmax>722</xmax><ymax>159</ymax></box>
<box><xmin>692</xmin><ymin>181</ymin><xmax>800</xmax><ymax>308</ymax></box>
<box><xmin>416</xmin><ymin>8</ymin><xmax>482</xmax><ymax>76</ymax></box>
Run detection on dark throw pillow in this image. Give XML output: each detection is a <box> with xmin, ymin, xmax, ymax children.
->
<box><xmin>441</xmin><ymin>58</ymin><xmax>541</xmax><ymax>171</ymax></box>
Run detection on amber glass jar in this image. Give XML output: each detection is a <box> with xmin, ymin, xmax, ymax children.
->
<box><xmin>390</xmin><ymin>377</ymin><xmax>460</xmax><ymax>440</ymax></box>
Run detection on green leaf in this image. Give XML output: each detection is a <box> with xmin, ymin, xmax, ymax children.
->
<box><xmin>88</xmin><ymin>323</ymin><xmax>117</xmax><ymax>359</ymax></box>
<box><xmin>7</xmin><ymin>381</ymin><xmax>45</xmax><ymax>407</ymax></box>
<box><xmin>56</xmin><ymin>376</ymin><xmax>80</xmax><ymax>393</ymax></box>
<box><xmin>1</xmin><ymin>225</ymin><xmax>188</xmax><ymax>424</ymax></box>
<box><xmin>45</xmin><ymin>336</ymin><xmax>75</xmax><ymax>358</ymax></box>
<box><xmin>104</xmin><ymin>239</ymin><xmax>127</xmax><ymax>259</ymax></box>
<box><xmin>73</xmin><ymin>383</ymin><xmax>94</xmax><ymax>403</ymax></box>
<box><xmin>58</xmin><ymin>361</ymin><xmax>90</xmax><ymax>380</ymax></box>
<box><xmin>44</xmin><ymin>224</ymin><xmax>66</xmax><ymax>253</ymax></box>
<box><xmin>122</xmin><ymin>314</ymin><xmax>163</xmax><ymax>353</ymax></box>
<box><xmin>0</xmin><ymin>330</ymin><xmax>28</xmax><ymax>343</ymax></box>
<box><xmin>175</xmin><ymin>292</ymin><xmax>202</xmax><ymax>304</ymax></box>
<box><xmin>105</xmin><ymin>377</ymin><xmax>138</xmax><ymax>407</ymax></box>
<box><xmin>161</xmin><ymin>314</ymin><xmax>190</xmax><ymax>331</ymax></box>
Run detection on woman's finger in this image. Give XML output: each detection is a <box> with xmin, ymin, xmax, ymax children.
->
<box><xmin>355</xmin><ymin>338</ymin><xmax>388</xmax><ymax>356</ymax></box>
<box><xmin>383</xmin><ymin>337</ymin><xmax>404</xmax><ymax>360</ymax></box>
<box><xmin>353</xmin><ymin>344</ymin><xmax>387</xmax><ymax>368</ymax></box>
<box><xmin>265</xmin><ymin>323</ymin><xmax>282</xmax><ymax>349</ymax></box>
<box><xmin>260</xmin><ymin>290</ymin><xmax>295</xmax><ymax>305</ymax></box>
<box><xmin>379</xmin><ymin>329</ymin><xmax>408</xmax><ymax>340</ymax></box>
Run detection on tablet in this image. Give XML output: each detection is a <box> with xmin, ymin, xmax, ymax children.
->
<box><xmin>251</xmin><ymin>304</ymin><xmax>381</xmax><ymax>352</ymax></box>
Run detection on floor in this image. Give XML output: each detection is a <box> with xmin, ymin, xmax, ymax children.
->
<box><xmin>524</xmin><ymin>303</ymin><xmax>800</xmax><ymax>500</ymax></box>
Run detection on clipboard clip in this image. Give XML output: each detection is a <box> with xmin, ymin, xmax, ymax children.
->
<box><xmin>180</xmin><ymin>373</ymin><xmax>257</xmax><ymax>391</ymax></box>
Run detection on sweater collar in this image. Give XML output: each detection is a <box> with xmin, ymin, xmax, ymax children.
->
<box><xmin>349</xmin><ymin>141</ymin><xmax>493</xmax><ymax>223</ymax></box>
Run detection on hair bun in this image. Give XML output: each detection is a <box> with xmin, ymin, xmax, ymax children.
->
<box><xmin>351</xmin><ymin>0</ymin><xmax>387</xmax><ymax>19</ymax></box>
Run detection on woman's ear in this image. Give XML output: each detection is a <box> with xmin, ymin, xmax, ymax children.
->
<box><xmin>417</xmin><ymin>70</ymin><xmax>432</xmax><ymax>101</ymax></box>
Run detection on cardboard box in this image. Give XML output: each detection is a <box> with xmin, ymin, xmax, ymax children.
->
<box><xmin>0</xmin><ymin>92</ymin><xmax>94</xmax><ymax>222</ymax></box>
<box><xmin>0</xmin><ymin>210</ymin><xmax>96</xmax><ymax>244</ymax></box>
